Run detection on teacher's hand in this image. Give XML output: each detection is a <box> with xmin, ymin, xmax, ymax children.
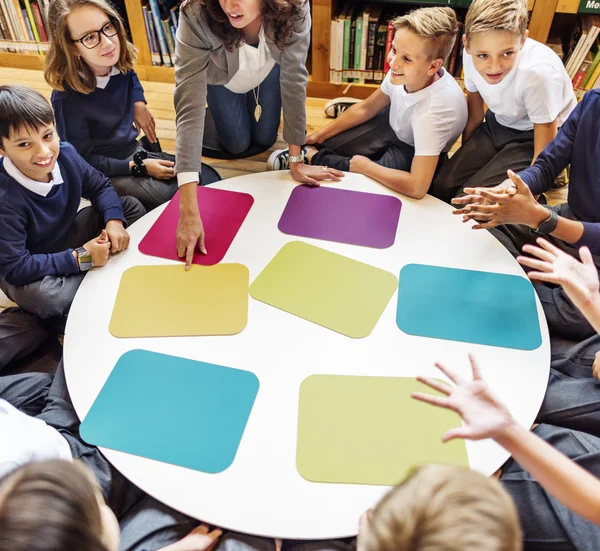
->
<box><xmin>290</xmin><ymin>163</ymin><xmax>344</xmax><ymax>187</ymax></box>
<box><xmin>177</xmin><ymin>209</ymin><xmax>206</xmax><ymax>270</ymax></box>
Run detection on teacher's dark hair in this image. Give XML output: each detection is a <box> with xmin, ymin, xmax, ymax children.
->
<box><xmin>181</xmin><ymin>0</ymin><xmax>306</xmax><ymax>51</ymax></box>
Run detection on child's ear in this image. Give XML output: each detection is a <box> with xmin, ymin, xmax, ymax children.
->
<box><xmin>429</xmin><ymin>58</ymin><xmax>443</xmax><ymax>75</ymax></box>
<box><xmin>521</xmin><ymin>29</ymin><xmax>529</xmax><ymax>48</ymax></box>
<box><xmin>462</xmin><ymin>34</ymin><xmax>469</xmax><ymax>54</ymax></box>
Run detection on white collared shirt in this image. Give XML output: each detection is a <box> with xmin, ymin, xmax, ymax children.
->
<box><xmin>380</xmin><ymin>68</ymin><xmax>467</xmax><ymax>156</ymax></box>
<box><xmin>0</xmin><ymin>399</ymin><xmax>72</xmax><ymax>480</ymax></box>
<box><xmin>95</xmin><ymin>66</ymin><xmax>121</xmax><ymax>89</ymax></box>
<box><xmin>3</xmin><ymin>156</ymin><xmax>64</xmax><ymax>197</ymax></box>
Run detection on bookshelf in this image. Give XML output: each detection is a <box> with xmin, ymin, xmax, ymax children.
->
<box><xmin>0</xmin><ymin>0</ymin><xmax>576</xmax><ymax>98</ymax></box>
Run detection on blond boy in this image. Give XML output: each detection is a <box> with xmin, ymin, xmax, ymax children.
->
<box><xmin>429</xmin><ymin>0</ymin><xmax>576</xmax><ymax>203</ymax></box>
<box><xmin>267</xmin><ymin>7</ymin><xmax>467</xmax><ymax>200</ymax></box>
<box><xmin>359</xmin><ymin>464</ymin><xmax>522</xmax><ymax>551</ymax></box>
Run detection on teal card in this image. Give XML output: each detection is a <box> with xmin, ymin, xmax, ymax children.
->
<box><xmin>396</xmin><ymin>264</ymin><xmax>541</xmax><ymax>350</ymax></box>
<box><xmin>80</xmin><ymin>350</ymin><xmax>260</xmax><ymax>473</ymax></box>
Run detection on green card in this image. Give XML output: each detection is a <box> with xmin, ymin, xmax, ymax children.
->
<box><xmin>249</xmin><ymin>241</ymin><xmax>398</xmax><ymax>338</ymax></box>
<box><xmin>297</xmin><ymin>375</ymin><xmax>469</xmax><ymax>486</ymax></box>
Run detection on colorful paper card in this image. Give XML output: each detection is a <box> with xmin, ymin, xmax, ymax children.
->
<box><xmin>80</xmin><ymin>350</ymin><xmax>259</xmax><ymax>473</ymax></box>
<box><xmin>296</xmin><ymin>375</ymin><xmax>468</xmax><ymax>485</ymax></box>
<box><xmin>396</xmin><ymin>264</ymin><xmax>541</xmax><ymax>350</ymax></box>
<box><xmin>109</xmin><ymin>264</ymin><xmax>249</xmax><ymax>338</ymax></box>
<box><xmin>139</xmin><ymin>187</ymin><xmax>254</xmax><ymax>266</ymax></box>
<box><xmin>278</xmin><ymin>185</ymin><xmax>402</xmax><ymax>248</ymax></box>
<box><xmin>249</xmin><ymin>241</ymin><xmax>398</xmax><ymax>338</ymax></box>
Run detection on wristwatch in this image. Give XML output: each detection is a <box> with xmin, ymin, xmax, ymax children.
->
<box><xmin>288</xmin><ymin>154</ymin><xmax>305</xmax><ymax>164</ymax></box>
<box><xmin>75</xmin><ymin>247</ymin><xmax>93</xmax><ymax>272</ymax></box>
<box><xmin>531</xmin><ymin>206</ymin><xmax>559</xmax><ymax>235</ymax></box>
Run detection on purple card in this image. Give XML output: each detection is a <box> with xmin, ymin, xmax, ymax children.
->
<box><xmin>278</xmin><ymin>186</ymin><xmax>402</xmax><ymax>249</ymax></box>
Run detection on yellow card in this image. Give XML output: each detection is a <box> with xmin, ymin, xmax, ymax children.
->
<box><xmin>249</xmin><ymin>241</ymin><xmax>398</xmax><ymax>338</ymax></box>
<box><xmin>109</xmin><ymin>264</ymin><xmax>249</xmax><ymax>338</ymax></box>
<box><xmin>297</xmin><ymin>375</ymin><xmax>469</xmax><ymax>486</ymax></box>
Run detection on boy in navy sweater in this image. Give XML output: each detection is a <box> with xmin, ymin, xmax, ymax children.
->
<box><xmin>453</xmin><ymin>88</ymin><xmax>600</xmax><ymax>342</ymax></box>
<box><xmin>0</xmin><ymin>85</ymin><xmax>145</xmax><ymax>368</ymax></box>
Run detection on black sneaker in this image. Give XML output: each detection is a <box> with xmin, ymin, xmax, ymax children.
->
<box><xmin>324</xmin><ymin>97</ymin><xmax>361</xmax><ymax>118</ymax></box>
<box><xmin>267</xmin><ymin>147</ymin><xmax>308</xmax><ymax>171</ymax></box>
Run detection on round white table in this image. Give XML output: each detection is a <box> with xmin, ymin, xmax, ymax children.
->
<box><xmin>64</xmin><ymin>171</ymin><xmax>550</xmax><ymax>540</ymax></box>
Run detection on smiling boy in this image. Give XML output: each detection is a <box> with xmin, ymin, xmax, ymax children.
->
<box><xmin>0</xmin><ymin>85</ymin><xmax>145</xmax><ymax>326</ymax></box>
<box><xmin>429</xmin><ymin>0</ymin><xmax>576</xmax><ymax>203</ymax></box>
<box><xmin>267</xmin><ymin>7</ymin><xmax>467</xmax><ymax>200</ymax></box>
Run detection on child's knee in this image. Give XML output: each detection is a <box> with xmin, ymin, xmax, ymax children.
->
<box><xmin>120</xmin><ymin>196</ymin><xmax>147</xmax><ymax>225</ymax></box>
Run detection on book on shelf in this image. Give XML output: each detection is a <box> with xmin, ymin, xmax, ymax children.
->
<box><xmin>329</xmin><ymin>4</ymin><xmax>466</xmax><ymax>88</ymax></box>
<box><xmin>140</xmin><ymin>0</ymin><xmax>184</xmax><ymax>67</ymax></box>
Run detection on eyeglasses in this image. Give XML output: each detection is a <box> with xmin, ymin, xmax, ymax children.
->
<box><xmin>72</xmin><ymin>18</ymin><xmax>120</xmax><ymax>49</ymax></box>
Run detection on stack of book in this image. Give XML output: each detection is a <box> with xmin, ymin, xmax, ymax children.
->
<box><xmin>142</xmin><ymin>0</ymin><xmax>180</xmax><ymax>67</ymax></box>
<box><xmin>0</xmin><ymin>0</ymin><xmax>50</xmax><ymax>54</ymax></box>
<box><xmin>329</xmin><ymin>3</ymin><xmax>465</xmax><ymax>86</ymax></box>
<box><xmin>560</xmin><ymin>15</ymin><xmax>600</xmax><ymax>94</ymax></box>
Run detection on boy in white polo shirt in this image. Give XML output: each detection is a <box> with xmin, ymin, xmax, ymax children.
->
<box><xmin>429</xmin><ymin>0</ymin><xmax>576</xmax><ymax>203</ymax></box>
<box><xmin>267</xmin><ymin>6</ymin><xmax>467</xmax><ymax>200</ymax></box>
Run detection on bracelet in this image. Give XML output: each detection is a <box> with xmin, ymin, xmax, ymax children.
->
<box><xmin>131</xmin><ymin>149</ymin><xmax>148</xmax><ymax>177</ymax></box>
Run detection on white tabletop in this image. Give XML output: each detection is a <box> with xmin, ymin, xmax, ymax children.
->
<box><xmin>64</xmin><ymin>171</ymin><xmax>550</xmax><ymax>539</ymax></box>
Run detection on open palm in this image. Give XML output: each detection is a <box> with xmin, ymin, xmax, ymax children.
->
<box><xmin>412</xmin><ymin>355</ymin><xmax>514</xmax><ymax>442</ymax></box>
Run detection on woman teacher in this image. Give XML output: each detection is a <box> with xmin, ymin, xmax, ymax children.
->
<box><xmin>174</xmin><ymin>0</ymin><xmax>343</xmax><ymax>267</ymax></box>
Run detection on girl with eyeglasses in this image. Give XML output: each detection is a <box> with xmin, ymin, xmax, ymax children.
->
<box><xmin>43</xmin><ymin>0</ymin><xmax>220</xmax><ymax>211</ymax></box>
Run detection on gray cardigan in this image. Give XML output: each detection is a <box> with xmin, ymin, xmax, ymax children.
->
<box><xmin>174</xmin><ymin>1</ymin><xmax>311</xmax><ymax>174</ymax></box>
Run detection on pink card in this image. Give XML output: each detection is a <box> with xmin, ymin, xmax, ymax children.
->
<box><xmin>139</xmin><ymin>187</ymin><xmax>254</xmax><ymax>266</ymax></box>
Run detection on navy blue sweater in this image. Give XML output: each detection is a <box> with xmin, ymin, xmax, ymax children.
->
<box><xmin>0</xmin><ymin>142</ymin><xmax>126</xmax><ymax>286</ymax></box>
<box><xmin>52</xmin><ymin>70</ymin><xmax>146</xmax><ymax>177</ymax></box>
<box><xmin>520</xmin><ymin>89</ymin><xmax>600</xmax><ymax>254</ymax></box>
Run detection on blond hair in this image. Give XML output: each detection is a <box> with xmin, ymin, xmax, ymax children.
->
<box><xmin>392</xmin><ymin>7</ymin><xmax>458</xmax><ymax>63</ymax></box>
<box><xmin>44</xmin><ymin>0</ymin><xmax>137</xmax><ymax>94</ymax></box>
<box><xmin>465</xmin><ymin>0</ymin><xmax>529</xmax><ymax>40</ymax></box>
<box><xmin>0</xmin><ymin>460</ymin><xmax>108</xmax><ymax>551</ymax></box>
<box><xmin>364</xmin><ymin>464</ymin><xmax>522</xmax><ymax>551</ymax></box>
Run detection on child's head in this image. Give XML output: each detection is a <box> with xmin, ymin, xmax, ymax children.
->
<box><xmin>363</xmin><ymin>464</ymin><xmax>522</xmax><ymax>551</ymax></box>
<box><xmin>388</xmin><ymin>7</ymin><xmax>458</xmax><ymax>93</ymax></box>
<box><xmin>0</xmin><ymin>85</ymin><xmax>60</xmax><ymax>183</ymax></box>
<box><xmin>44</xmin><ymin>0</ymin><xmax>137</xmax><ymax>94</ymax></box>
<box><xmin>0</xmin><ymin>460</ymin><xmax>120</xmax><ymax>551</ymax></box>
<box><xmin>463</xmin><ymin>0</ymin><xmax>529</xmax><ymax>85</ymax></box>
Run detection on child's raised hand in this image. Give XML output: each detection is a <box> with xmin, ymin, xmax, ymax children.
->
<box><xmin>104</xmin><ymin>220</ymin><xmax>130</xmax><ymax>253</ymax></box>
<box><xmin>82</xmin><ymin>230</ymin><xmax>111</xmax><ymax>268</ymax></box>
<box><xmin>518</xmin><ymin>238</ymin><xmax>600</xmax><ymax>315</ymax></box>
<box><xmin>162</xmin><ymin>523</ymin><xmax>222</xmax><ymax>551</ymax></box>
<box><xmin>145</xmin><ymin>158</ymin><xmax>176</xmax><ymax>180</ymax></box>
<box><xmin>412</xmin><ymin>355</ymin><xmax>515</xmax><ymax>442</ymax></box>
<box><xmin>133</xmin><ymin>101</ymin><xmax>157</xmax><ymax>143</ymax></box>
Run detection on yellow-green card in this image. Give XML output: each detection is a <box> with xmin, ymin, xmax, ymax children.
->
<box><xmin>109</xmin><ymin>264</ymin><xmax>249</xmax><ymax>338</ymax></box>
<box><xmin>297</xmin><ymin>375</ymin><xmax>469</xmax><ymax>486</ymax></box>
<box><xmin>249</xmin><ymin>241</ymin><xmax>398</xmax><ymax>338</ymax></box>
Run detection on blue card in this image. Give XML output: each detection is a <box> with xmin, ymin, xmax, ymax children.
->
<box><xmin>80</xmin><ymin>350</ymin><xmax>260</xmax><ymax>473</ymax></box>
<box><xmin>396</xmin><ymin>264</ymin><xmax>541</xmax><ymax>350</ymax></box>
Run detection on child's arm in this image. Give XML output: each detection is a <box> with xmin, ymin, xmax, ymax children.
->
<box><xmin>413</xmin><ymin>355</ymin><xmax>600</xmax><ymax>527</ymax></box>
<box><xmin>131</xmin><ymin>71</ymin><xmax>157</xmax><ymax>144</ymax></box>
<box><xmin>0</xmin><ymin>207</ymin><xmax>79</xmax><ymax>286</ymax></box>
<box><xmin>517</xmin><ymin>238</ymin><xmax>600</xmax><ymax>334</ymax></box>
<box><xmin>349</xmin><ymin>155</ymin><xmax>439</xmax><ymax>199</ymax></box>
<box><xmin>463</xmin><ymin>91</ymin><xmax>484</xmax><ymax>142</ymax></box>
<box><xmin>306</xmin><ymin>89</ymin><xmax>391</xmax><ymax>145</ymax></box>
<box><xmin>533</xmin><ymin>120</ymin><xmax>558</xmax><ymax>163</ymax></box>
<box><xmin>157</xmin><ymin>523</ymin><xmax>222</xmax><ymax>551</ymax></box>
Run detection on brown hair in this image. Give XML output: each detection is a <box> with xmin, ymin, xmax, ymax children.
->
<box><xmin>364</xmin><ymin>464</ymin><xmax>522</xmax><ymax>551</ymax></box>
<box><xmin>464</xmin><ymin>0</ymin><xmax>529</xmax><ymax>40</ymax></box>
<box><xmin>181</xmin><ymin>0</ymin><xmax>306</xmax><ymax>51</ymax></box>
<box><xmin>0</xmin><ymin>85</ymin><xmax>55</xmax><ymax>142</ymax></box>
<box><xmin>392</xmin><ymin>7</ymin><xmax>458</xmax><ymax>63</ymax></box>
<box><xmin>0</xmin><ymin>460</ymin><xmax>108</xmax><ymax>551</ymax></box>
<box><xmin>44</xmin><ymin>0</ymin><xmax>137</xmax><ymax>94</ymax></box>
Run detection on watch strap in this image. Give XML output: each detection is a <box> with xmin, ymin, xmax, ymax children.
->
<box><xmin>288</xmin><ymin>154</ymin><xmax>305</xmax><ymax>164</ymax></box>
<box><xmin>75</xmin><ymin>247</ymin><xmax>93</xmax><ymax>272</ymax></box>
<box><xmin>531</xmin><ymin>206</ymin><xmax>559</xmax><ymax>235</ymax></box>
